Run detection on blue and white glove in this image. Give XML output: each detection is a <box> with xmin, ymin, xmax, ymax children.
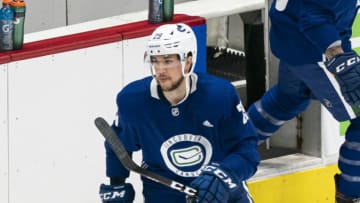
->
<box><xmin>325</xmin><ymin>51</ymin><xmax>360</xmax><ymax>106</ymax></box>
<box><xmin>190</xmin><ymin>163</ymin><xmax>240</xmax><ymax>203</ymax></box>
<box><xmin>99</xmin><ymin>183</ymin><xmax>135</xmax><ymax>203</ymax></box>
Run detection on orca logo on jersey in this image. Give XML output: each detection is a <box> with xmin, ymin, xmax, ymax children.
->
<box><xmin>171</xmin><ymin>146</ymin><xmax>203</xmax><ymax>167</ymax></box>
<box><xmin>160</xmin><ymin>134</ymin><xmax>213</xmax><ymax>177</ymax></box>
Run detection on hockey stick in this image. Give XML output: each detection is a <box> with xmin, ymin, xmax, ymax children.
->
<box><xmin>94</xmin><ymin>117</ymin><xmax>198</xmax><ymax>201</ymax></box>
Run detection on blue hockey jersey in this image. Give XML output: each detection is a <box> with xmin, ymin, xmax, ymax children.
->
<box><xmin>105</xmin><ymin>72</ymin><xmax>260</xmax><ymax>200</ymax></box>
<box><xmin>269</xmin><ymin>0</ymin><xmax>359</xmax><ymax>65</ymax></box>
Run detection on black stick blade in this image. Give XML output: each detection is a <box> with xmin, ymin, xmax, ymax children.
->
<box><xmin>94</xmin><ymin>117</ymin><xmax>138</xmax><ymax>170</ymax></box>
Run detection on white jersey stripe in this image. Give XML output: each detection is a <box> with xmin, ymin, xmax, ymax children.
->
<box><xmin>318</xmin><ymin>62</ymin><xmax>356</xmax><ymax>119</ymax></box>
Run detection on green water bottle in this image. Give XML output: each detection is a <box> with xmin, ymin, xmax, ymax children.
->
<box><xmin>163</xmin><ymin>0</ymin><xmax>174</xmax><ymax>22</ymax></box>
<box><xmin>10</xmin><ymin>0</ymin><xmax>25</xmax><ymax>50</ymax></box>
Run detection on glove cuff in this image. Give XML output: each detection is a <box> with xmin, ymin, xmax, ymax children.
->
<box><xmin>110</xmin><ymin>177</ymin><xmax>126</xmax><ymax>185</ymax></box>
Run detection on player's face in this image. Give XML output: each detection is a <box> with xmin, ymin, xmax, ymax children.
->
<box><xmin>151</xmin><ymin>54</ymin><xmax>184</xmax><ymax>92</ymax></box>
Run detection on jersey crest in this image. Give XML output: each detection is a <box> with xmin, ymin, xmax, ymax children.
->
<box><xmin>160</xmin><ymin>134</ymin><xmax>213</xmax><ymax>177</ymax></box>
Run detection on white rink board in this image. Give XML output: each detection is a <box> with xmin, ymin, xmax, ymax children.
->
<box><xmin>7</xmin><ymin>42</ymin><xmax>123</xmax><ymax>203</ymax></box>
<box><xmin>321</xmin><ymin>107</ymin><xmax>344</xmax><ymax>162</ymax></box>
<box><xmin>0</xmin><ymin>64</ymin><xmax>8</xmax><ymax>203</ymax></box>
<box><xmin>123</xmin><ymin>36</ymin><xmax>152</xmax><ymax>86</ymax></box>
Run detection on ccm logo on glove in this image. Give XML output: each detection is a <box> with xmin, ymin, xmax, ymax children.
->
<box><xmin>100</xmin><ymin>189</ymin><xmax>125</xmax><ymax>200</ymax></box>
<box><xmin>203</xmin><ymin>165</ymin><xmax>237</xmax><ymax>189</ymax></box>
<box><xmin>325</xmin><ymin>51</ymin><xmax>360</xmax><ymax>106</ymax></box>
<box><xmin>328</xmin><ymin>55</ymin><xmax>360</xmax><ymax>73</ymax></box>
<box><xmin>99</xmin><ymin>183</ymin><xmax>135</xmax><ymax>203</ymax></box>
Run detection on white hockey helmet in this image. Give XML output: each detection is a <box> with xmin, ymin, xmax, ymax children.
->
<box><xmin>146</xmin><ymin>23</ymin><xmax>197</xmax><ymax>76</ymax></box>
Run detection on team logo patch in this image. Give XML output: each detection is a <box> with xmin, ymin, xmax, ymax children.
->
<box><xmin>160</xmin><ymin>134</ymin><xmax>213</xmax><ymax>177</ymax></box>
<box><xmin>172</xmin><ymin>107</ymin><xmax>180</xmax><ymax>117</ymax></box>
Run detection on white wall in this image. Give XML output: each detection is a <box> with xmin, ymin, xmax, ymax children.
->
<box><xmin>7</xmin><ymin>43</ymin><xmax>124</xmax><ymax>203</ymax></box>
<box><xmin>3</xmin><ymin>38</ymin><xmax>155</xmax><ymax>203</ymax></box>
<box><xmin>123</xmin><ymin>36</ymin><xmax>151</xmax><ymax>86</ymax></box>
<box><xmin>24</xmin><ymin>0</ymin><xmax>192</xmax><ymax>33</ymax></box>
<box><xmin>0</xmin><ymin>64</ymin><xmax>9</xmax><ymax>203</ymax></box>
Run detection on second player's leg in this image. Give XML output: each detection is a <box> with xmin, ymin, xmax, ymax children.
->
<box><xmin>336</xmin><ymin>117</ymin><xmax>360</xmax><ymax>201</ymax></box>
<box><xmin>247</xmin><ymin>61</ymin><xmax>311</xmax><ymax>141</ymax></box>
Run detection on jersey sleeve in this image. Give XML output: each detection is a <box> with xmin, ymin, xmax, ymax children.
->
<box><xmin>299</xmin><ymin>0</ymin><xmax>340</xmax><ymax>53</ymax></box>
<box><xmin>298</xmin><ymin>0</ymin><xmax>357</xmax><ymax>53</ymax></box>
<box><xmin>218</xmin><ymin>86</ymin><xmax>260</xmax><ymax>181</ymax></box>
<box><xmin>105</xmin><ymin>93</ymin><xmax>141</xmax><ymax>179</ymax></box>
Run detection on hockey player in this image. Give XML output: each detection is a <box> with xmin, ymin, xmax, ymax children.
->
<box><xmin>99</xmin><ymin>23</ymin><xmax>260</xmax><ymax>203</ymax></box>
<box><xmin>247</xmin><ymin>0</ymin><xmax>360</xmax><ymax>202</ymax></box>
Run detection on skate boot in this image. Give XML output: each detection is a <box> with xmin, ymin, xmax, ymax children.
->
<box><xmin>335</xmin><ymin>174</ymin><xmax>360</xmax><ymax>203</ymax></box>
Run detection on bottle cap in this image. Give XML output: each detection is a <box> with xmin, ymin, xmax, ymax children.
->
<box><xmin>2</xmin><ymin>0</ymin><xmax>12</xmax><ymax>5</ymax></box>
<box><xmin>10</xmin><ymin>0</ymin><xmax>26</xmax><ymax>7</ymax></box>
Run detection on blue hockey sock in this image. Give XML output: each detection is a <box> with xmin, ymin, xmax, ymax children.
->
<box><xmin>338</xmin><ymin>117</ymin><xmax>360</xmax><ymax>197</ymax></box>
<box><xmin>248</xmin><ymin>85</ymin><xmax>310</xmax><ymax>141</ymax></box>
<box><xmin>248</xmin><ymin>101</ymin><xmax>284</xmax><ymax>140</ymax></box>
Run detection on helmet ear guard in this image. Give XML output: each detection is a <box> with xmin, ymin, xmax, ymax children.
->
<box><xmin>145</xmin><ymin>23</ymin><xmax>197</xmax><ymax>76</ymax></box>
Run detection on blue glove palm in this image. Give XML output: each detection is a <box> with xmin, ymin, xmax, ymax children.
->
<box><xmin>99</xmin><ymin>183</ymin><xmax>135</xmax><ymax>203</ymax></box>
<box><xmin>190</xmin><ymin>163</ymin><xmax>239</xmax><ymax>203</ymax></box>
<box><xmin>325</xmin><ymin>51</ymin><xmax>360</xmax><ymax>106</ymax></box>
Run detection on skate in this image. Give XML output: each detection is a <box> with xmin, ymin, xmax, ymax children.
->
<box><xmin>335</xmin><ymin>174</ymin><xmax>360</xmax><ymax>203</ymax></box>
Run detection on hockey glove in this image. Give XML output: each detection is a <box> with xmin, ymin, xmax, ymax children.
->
<box><xmin>325</xmin><ymin>51</ymin><xmax>360</xmax><ymax>106</ymax></box>
<box><xmin>190</xmin><ymin>163</ymin><xmax>239</xmax><ymax>203</ymax></box>
<box><xmin>99</xmin><ymin>183</ymin><xmax>135</xmax><ymax>203</ymax></box>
